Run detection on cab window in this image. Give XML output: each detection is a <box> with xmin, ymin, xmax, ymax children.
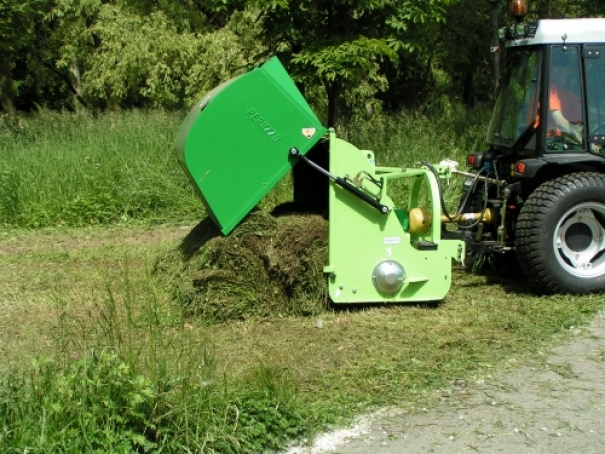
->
<box><xmin>545</xmin><ymin>46</ymin><xmax>584</xmax><ymax>152</ymax></box>
<box><xmin>486</xmin><ymin>48</ymin><xmax>541</xmax><ymax>148</ymax></box>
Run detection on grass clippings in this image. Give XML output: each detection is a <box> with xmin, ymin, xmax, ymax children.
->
<box><xmin>155</xmin><ymin>210</ymin><xmax>329</xmax><ymax>322</ymax></box>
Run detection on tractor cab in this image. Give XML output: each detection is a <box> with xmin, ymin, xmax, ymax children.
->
<box><xmin>487</xmin><ymin>19</ymin><xmax>605</xmax><ymax>161</ymax></box>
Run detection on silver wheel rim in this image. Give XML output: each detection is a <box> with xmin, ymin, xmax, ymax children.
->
<box><xmin>553</xmin><ymin>202</ymin><xmax>605</xmax><ymax>278</ymax></box>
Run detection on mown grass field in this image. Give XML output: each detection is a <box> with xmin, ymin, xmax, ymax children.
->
<box><xmin>1</xmin><ymin>108</ymin><xmax>603</xmax><ymax>453</ymax></box>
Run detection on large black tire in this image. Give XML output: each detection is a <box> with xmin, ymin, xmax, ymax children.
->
<box><xmin>515</xmin><ymin>172</ymin><xmax>605</xmax><ymax>294</ymax></box>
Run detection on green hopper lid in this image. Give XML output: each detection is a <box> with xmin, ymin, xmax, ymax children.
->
<box><xmin>175</xmin><ymin>57</ymin><xmax>327</xmax><ymax>235</ymax></box>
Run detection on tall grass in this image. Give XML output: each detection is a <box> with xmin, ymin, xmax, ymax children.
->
<box><xmin>0</xmin><ymin>110</ymin><xmax>203</xmax><ymax>228</ymax></box>
<box><xmin>0</xmin><ymin>105</ymin><xmax>491</xmax><ymax>228</ymax></box>
<box><xmin>338</xmin><ymin>103</ymin><xmax>489</xmax><ymax>166</ymax></box>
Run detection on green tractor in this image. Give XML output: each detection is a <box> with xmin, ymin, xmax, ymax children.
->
<box><xmin>451</xmin><ymin>3</ymin><xmax>605</xmax><ymax>293</ymax></box>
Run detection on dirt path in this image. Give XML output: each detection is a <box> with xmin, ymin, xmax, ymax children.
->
<box><xmin>288</xmin><ymin>312</ymin><xmax>605</xmax><ymax>454</ymax></box>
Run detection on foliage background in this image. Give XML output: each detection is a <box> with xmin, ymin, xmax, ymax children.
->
<box><xmin>2</xmin><ymin>0</ymin><xmax>603</xmax><ymax>121</ymax></box>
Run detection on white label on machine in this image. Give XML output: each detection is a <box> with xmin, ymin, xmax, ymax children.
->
<box><xmin>302</xmin><ymin>128</ymin><xmax>316</xmax><ymax>138</ymax></box>
<box><xmin>383</xmin><ymin>237</ymin><xmax>401</xmax><ymax>245</ymax></box>
<box><xmin>464</xmin><ymin>213</ymin><xmax>474</xmax><ymax>221</ymax></box>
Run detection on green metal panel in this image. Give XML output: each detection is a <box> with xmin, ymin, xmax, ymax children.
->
<box><xmin>323</xmin><ymin>131</ymin><xmax>464</xmax><ymax>303</ymax></box>
<box><xmin>175</xmin><ymin>57</ymin><xmax>327</xmax><ymax>235</ymax></box>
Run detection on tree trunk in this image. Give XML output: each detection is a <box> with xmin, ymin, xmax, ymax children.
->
<box><xmin>421</xmin><ymin>52</ymin><xmax>435</xmax><ymax>100</ymax></box>
<box><xmin>0</xmin><ymin>68</ymin><xmax>15</xmax><ymax>115</ymax></box>
<box><xmin>105</xmin><ymin>85</ymin><xmax>120</xmax><ymax>111</ymax></box>
<box><xmin>70</xmin><ymin>58</ymin><xmax>83</xmax><ymax>107</ymax></box>
<box><xmin>325</xmin><ymin>79</ymin><xmax>340</xmax><ymax>127</ymax></box>
<box><xmin>41</xmin><ymin>62</ymin><xmax>88</xmax><ymax>108</ymax></box>
<box><xmin>490</xmin><ymin>3</ymin><xmax>500</xmax><ymax>95</ymax></box>
<box><xmin>462</xmin><ymin>66</ymin><xmax>475</xmax><ymax>107</ymax></box>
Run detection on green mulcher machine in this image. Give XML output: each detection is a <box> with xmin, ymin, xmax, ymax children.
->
<box><xmin>174</xmin><ymin>56</ymin><xmax>467</xmax><ymax>304</ymax></box>
<box><xmin>176</xmin><ymin>0</ymin><xmax>605</xmax><ymax>300</ymax></box>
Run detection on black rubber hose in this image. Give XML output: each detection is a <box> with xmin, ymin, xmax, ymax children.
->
<box><xmin>422</xmin><ymin>162</ymin><xmax>489</xmax><ymax>229</ymax></box>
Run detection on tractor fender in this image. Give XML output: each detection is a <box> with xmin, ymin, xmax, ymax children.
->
<box><xmin>514</xmin><ymin>155</ymin><xmax>605</xmax><ymax>187</ymax></box>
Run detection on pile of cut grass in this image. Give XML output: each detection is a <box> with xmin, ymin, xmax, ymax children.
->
<box><xmin>155</xmin><ymin>210</ymin><xmax>329</xmax><ymax>322</ymax></box>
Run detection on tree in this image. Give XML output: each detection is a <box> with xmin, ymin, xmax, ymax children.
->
<box><xmin>581</xmin><ymin>0</ymin><xmax>605</xmax><ymax>16</ymax></box>
<box><xmin>437</xmin><ymin>0</ymin><xmax>500</xmax><ymax>107</ymax></box>
<box><xmin>0</xmin><ymin>0</ymin><xmax>49</xmax><ymax>113</ymax></box>
<box><xmin>52</xmin><ymin>3</ymin><xmax>203</xmax><ymax>109</ymax></box>
<box><xmin>10</xmin><ymin>0</ymin><xmax>264</xmax><ymax>110</ymax></box>
<box><xmin>246</xmin><ymin>0</ymin><xmax>456</xmax><ymax>125</ymax></box>
<box><xmin>530</xmin><ymin>0</ymin><xmax>605</xmax><ymax>18</ymax></box>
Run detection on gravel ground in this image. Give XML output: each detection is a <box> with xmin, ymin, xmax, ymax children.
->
<box><xmin>287</xmin><ymin>312</ymin><xmax>605</xmax><ymax>454</ymax></box>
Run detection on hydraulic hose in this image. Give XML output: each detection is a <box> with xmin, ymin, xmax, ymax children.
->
<box><xmin>422</xmin><ymin>162</ymin><xmax>489</xmax><ymax>230</ymax></box>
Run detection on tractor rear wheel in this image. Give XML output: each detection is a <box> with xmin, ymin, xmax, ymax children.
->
<box><xmin>515</xmin><ymin>172</ymin><xmax>605</xmax><ymax>294</ymax></box>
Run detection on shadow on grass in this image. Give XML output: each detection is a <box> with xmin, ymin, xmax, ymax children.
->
<box><xmin>178</xmin><ymin>217</ymin><xmax>221</xmax><ymax>261</ymax></box>
<box><xmin>327</xmin><ymin>299</ymin><xmax>442</xmax><ymax>315</ymax></box>
<box><xmin>459</xmin><ymin>252</ymin><xmax>537</xmax><ymax>295</ymax></box>
<box><xmin>485</xmin><ymin>273</ymin><xmax>536</xmax><ymax>295</ymax></box>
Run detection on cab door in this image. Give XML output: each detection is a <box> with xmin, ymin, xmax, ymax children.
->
<box><xmin>584</xmin><ymin>45</ymin><xmax>605</xmax><ymax>154</ymax></box>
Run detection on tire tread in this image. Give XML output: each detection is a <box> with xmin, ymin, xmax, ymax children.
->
<box><xmin>515</xmin><ymin>172</ymin><xmax>605</xmax><ymax>294</ymax></box>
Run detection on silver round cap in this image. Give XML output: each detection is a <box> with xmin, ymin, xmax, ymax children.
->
<box><xmin>372</xmin><ymin>260</ymin><xmax>405</xmax><ymax>294</ymax></box>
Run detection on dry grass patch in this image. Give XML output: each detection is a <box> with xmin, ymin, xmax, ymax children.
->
<box><xmin>203</xmin><ymin>269</ymin><xmax>604</xmax><ymax>410</ymax></box>
<box><xmin>0</xmin><ymin>224</ymin><xmax>187</xmax><ymax>367</ymax></box>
